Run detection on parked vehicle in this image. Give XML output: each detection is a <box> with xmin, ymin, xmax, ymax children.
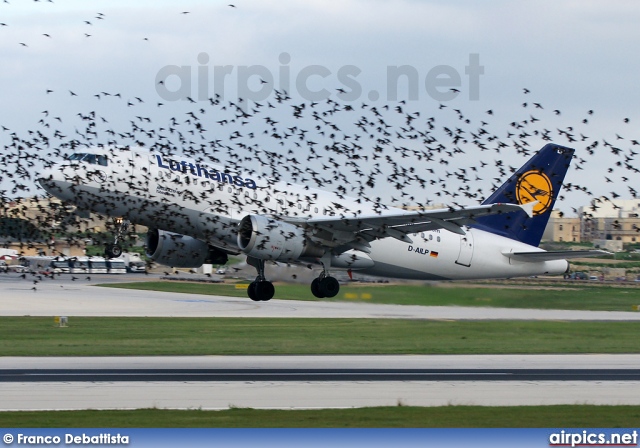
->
<box><xmin>106</xmin><ymin>259</ymin><xmax>127</xmax><ymax>274</ymax></box>
<box><xmin>22</xmin><ymin>256</ymin><xmax>71</xmax><ymax>274</ymax></box>
<box><xmin>8</xmin><ymin>265</ymin><xmax>28</xmax><ymax>273</ymax></box>
<box><xmin>116</xmin><ymin>253</ymin><xmax>146</xmax><ymax>273</ymax></box>
<box><xmin>21</xmin><ymin>256</ymin><xmax>126</xmax><ymax>275</ymax></box>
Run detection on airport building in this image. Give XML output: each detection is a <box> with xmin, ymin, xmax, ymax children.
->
<box><xmin>541</xmin><ymin>199</ymin><xmax>640</xmax><ymax>250</ymax></box>
<box><xmin>541</xmin><ymin>210</ymin><xmax>581</xmax><ymax>243</ymax></box>
<box><xmin>1</xmin><ymin>196</ymin><xmax>109</xmax><ymax>257</ymax></box>
<box><xmin>579</xmin><ymin>199</ymin><xmax>640</xmax><ymax>245</ymax></box>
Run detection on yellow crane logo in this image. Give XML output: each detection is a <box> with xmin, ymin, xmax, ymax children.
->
<box><xmin>515</xmin><ymin>170</ymin><xmax>553</xmax><ymax>216</ymax></box>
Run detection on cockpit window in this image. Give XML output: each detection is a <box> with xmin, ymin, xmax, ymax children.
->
<box><xmin>67</xmin><ymin>153</ymin><xmax>108</xmax><ymax>166</ymax></box>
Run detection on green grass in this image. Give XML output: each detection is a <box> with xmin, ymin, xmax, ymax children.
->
<box><xmin>2</xmin><ymin>406</ymin><xmax>640</xmax><ymax>427</ymax></box>
<box><xmin>98</xmin><ymin>281</ymin><xmax>640</xmax><ymax>311</ymax></box>
<box><xmin>572</xmin><ymin>261</ymin><xmax>640</xmax><ymax>269</ymax></box>
<box><xmin>1</xmin><ymin>317</ymin><xmax>639</xmax><ymax>356</ymax></box>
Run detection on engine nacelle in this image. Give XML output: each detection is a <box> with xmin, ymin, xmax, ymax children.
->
<box><xmin>146</xmin><ymin>229</ymin><xmax>228</xmax><ymax>268</ymax></box>
<box><xmin>237</xmin><ymin>214</ymin><xmax>324</xmax><ymax>261</ymax></box>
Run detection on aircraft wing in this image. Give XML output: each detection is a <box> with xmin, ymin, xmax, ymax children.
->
<box><xmin>285</xmin><ymin>202</ymin><xmax>530</xmax><ymax>254</ymax></box>
<box><xmin>502</xmin><ymin>250</ymin><xmax>611</xmax><ymax>263</ymax></box>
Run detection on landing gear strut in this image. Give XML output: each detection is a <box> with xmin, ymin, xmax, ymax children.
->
<box><xmin>246</xmin><ymin>256</ymin><xmax>275</xmax><ymax>302</ymax></box>
<box><xmin>310</xmin><ymin>254</ymin><xmax>340</xmax><ymax>299</ymax></box>
<box><xmin>105</xmin><ymin>218</ymin><xmax>129</xmax><ymax>259</ymax></box>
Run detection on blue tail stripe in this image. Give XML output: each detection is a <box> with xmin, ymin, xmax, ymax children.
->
<box><xmin>472</xmin><ymin>143</ymin><xmax>574</xmax><ymax>247</ymax></box>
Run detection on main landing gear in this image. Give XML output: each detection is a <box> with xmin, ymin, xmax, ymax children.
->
<box><xmin>246</xmin><ymin>257</ymin><xmax>275</xmax><ymax>302</ymax></box>
<box><xmin>104</xmin><ymin>218</ymin><xmax>129</xmax><ymax>259</ymax></box>
<box><xmin>245</xmin><ymin>254</ymin><xmax>340</xmax><ymax>302</ymax></box>
<box><xmin>310</xmin><ymin>274</ymin><xmax>340</xmax><ymax>298</ymax></box>
<box><xmin>310</xmin><ymin>254</ymin><xmax>340</xmax><ymax>299</ymax></box>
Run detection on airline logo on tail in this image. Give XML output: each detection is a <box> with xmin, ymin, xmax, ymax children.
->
<box><xmin>515</xmin><ymin>170</ymin><xmax>553</xmax><ymax>216</ymax></box>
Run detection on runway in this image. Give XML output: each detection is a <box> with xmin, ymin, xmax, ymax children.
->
<box><xmin>2</xmin><ymin>274</ymin><xmax>640</xmax><ymax>410</ymax></box>
<box><xmin>2</xmin><ymin>355</ymin><xmax>640</xmax><ymax>410</ymax></box>
<box><xmin>5</xmin><ymin>369</ymin><xmax>640</xmax><ymax>382</ymax></box>
<box><xmin>1</xmin><ymin>272</ymin><xmax>640</xmax><ymax>320</ymax></box>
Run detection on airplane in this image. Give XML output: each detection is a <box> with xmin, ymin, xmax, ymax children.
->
<box><xmin>38</xmin><ymin>142</ymin><xmax>606</xmax><ymax>301</ymax></box>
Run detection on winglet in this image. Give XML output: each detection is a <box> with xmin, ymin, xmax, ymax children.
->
<box><xmin>519</xmin><ymin>201</ymin><xmax>538</xmax><ymax>218</ymax></box>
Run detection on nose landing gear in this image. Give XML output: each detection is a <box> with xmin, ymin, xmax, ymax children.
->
<box><xmin>104</xmin><ymin>218</ymin><xmax>129</xmax><ymax>259</ymax></box>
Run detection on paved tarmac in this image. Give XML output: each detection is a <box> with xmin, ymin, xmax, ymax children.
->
<box><xmin>1</xmin><ymin>273</ymin><xmax>640</xmax><ymax>320</ymax></box>
<box><xmin>4</xmin><ymin>380</ymin><xmax>640</xmax><ymax>411</ymax></box>
<box><xmin>3</xmin><ymin>357</ymin><xmax>640</xmax><ymax>410</ymax></box>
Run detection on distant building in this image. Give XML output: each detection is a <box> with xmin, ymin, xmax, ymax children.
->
<box><xmin>1</xmin><ymin>196</ymin><xmax>145</xmax><ymax>256</ymax></box>
<box><xmin>580</xmin><ymin>198</ymin><xmax>640</xmax><ymax>245</ymax></box>
<box><xmin>2</xmin><ymin>195</ymin><xmax>146</xmax><ymax>235</ymax></box>
<box><xmin>541</xmin><ymin>210</ymin><xmax>581</xmax><ymax>243</ymax></box>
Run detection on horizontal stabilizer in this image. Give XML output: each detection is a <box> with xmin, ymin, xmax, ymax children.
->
<box><xmin>502</xmin><ymin>249</ymin><xmax>611</xmax><ymax>263</ymax></box>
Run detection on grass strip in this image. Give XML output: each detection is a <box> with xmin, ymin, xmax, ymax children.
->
<box><xmin>2</xmin><ymin>406</ymin><xmax>640</xmax><ymax>427</ymax></box>
<box><xmin>98</xmin><ymin>281</ymin><xmax>640</xmax><ymax>311</ymax></box>
<box><xmin>1</xmin><ymin>317</ymin><xmax>638</xmax><ymax>356</ymax></box>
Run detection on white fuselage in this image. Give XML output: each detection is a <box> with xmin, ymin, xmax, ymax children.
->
<box><xmin>40</xmin><ymin>148</ymin><xmax>568</xmax><ymax>280</ymax></box>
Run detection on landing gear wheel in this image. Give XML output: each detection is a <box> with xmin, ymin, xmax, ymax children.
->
<box><xmin>104</xmin><ymin>243</ymin><xmax>122</xmax><ymax>259</ymax></box>
<box><xmin>248</xmin><ymin>280</ymin><xmax>275</xmax><ymax>301</ymax></box>
<box><xmin>319</xmin><ymin>276</ymin><xmax>340</xmax><ymax>298</ymax></box>
<box><xmin>311</xmin><ymin>278</ymin><xmax>325</xmax><ymax>298</ymax></box>
<box><xmin>256</xmin><ymin>281</ymin><xmax>275</xmax><ymax>301</ymax></box>
<box><xmin>248</xmin><ymin>281</ymin><xmax>259</xmax><ymax>301</ymax></box>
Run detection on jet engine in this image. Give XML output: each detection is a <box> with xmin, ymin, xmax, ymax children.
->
<box><xmin>146</xmin><ymin>229</ymin><xmax>228</xmax><ymax>268</ymax></box>
<box><xmin>237</xmin><ymin>214</ymin><xmax>324</xmax><ymax>261</ymax></box>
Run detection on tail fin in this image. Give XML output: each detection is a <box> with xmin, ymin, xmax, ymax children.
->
<box><xmin>472</xmin><ymin>143</ymin><xmax>575</xmax><ymax>247</ymax></box>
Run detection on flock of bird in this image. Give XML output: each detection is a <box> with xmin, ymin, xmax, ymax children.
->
<box><xmin>1</xmin><ymin>2</ymin><xmax>640</xmax><ymax>288</ymax></box>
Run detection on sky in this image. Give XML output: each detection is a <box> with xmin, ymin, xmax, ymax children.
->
<box><xmin>2</xmin><ymin>0</ymin><xmax>640</xmax><ymax>215</ymax></box>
